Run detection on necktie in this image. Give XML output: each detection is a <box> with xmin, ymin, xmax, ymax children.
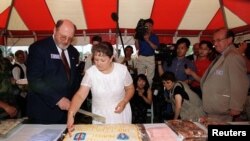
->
<box><xmin>61</xmin><ymin>49</ymin><xmax>70</xmax><ymax>80</ymax></box>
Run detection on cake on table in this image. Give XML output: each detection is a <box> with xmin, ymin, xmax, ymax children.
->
<box><xmin>63</xmin><ymin>124</ymin><xmax>142</xmax><ymax>141</ymax></box>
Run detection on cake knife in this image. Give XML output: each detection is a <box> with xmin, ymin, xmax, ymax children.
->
<box><xmin>78</xmin><ymin>109</ymin><xmax>106</xmax><ymax>123</ymax></box>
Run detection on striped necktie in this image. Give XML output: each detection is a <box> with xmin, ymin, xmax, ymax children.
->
<box><xmin>61</xmin><ymin>49</ymin><xmax>70</xmax><ymax>80</ymax></box>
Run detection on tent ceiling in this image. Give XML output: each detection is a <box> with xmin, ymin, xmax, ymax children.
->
<box><xmin>0</xmin><ymin>0</ymin><xmax>250</xmax><ymax>38</ymax></box>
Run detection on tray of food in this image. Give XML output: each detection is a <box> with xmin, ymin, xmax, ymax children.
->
<box><xmin>0</xmin><ymin>118</ymin><xmax>24</xmax><ymax>137</ymax></box>
<box><xmin>166</xmin><ymin>120</ymin><xmax>207</xmax><ymax>140</ymax></box>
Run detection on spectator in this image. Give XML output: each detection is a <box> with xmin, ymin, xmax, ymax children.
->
<box><xmin>186</xmin><ymin>42</ymin><xmax>199</xmax><ymax>61</ymax></box>
<box><xmin>161</xmin><ymin>71</ymin><xmax>205</xmax><ymax>121</ymax></box>
<box><xmin>184</xmin><ymin>40</ymin><xmax>214</xmax><ymax>99</ymax></box>
<box><xmin>12</xmin><ymin>50</ymin><xmax>27</xmax><ymax>117</ymax></box>
<box><xmin>130</xmin><ymin>74</ymin><xmax>152</xmax><ymax>123</ymax></box>
<box><xmin>118</xmin><ymin>45</ymin><xmax>137</xmax><ymax>80</ymax></box>
<box><xmin>135</xmin><ymin>18</ymin><xmax>159</xmax><ymax>87</ymax></box>
<box><xmin>0</xmin><ymin>49</ymin><xmax>18</xmax><ymax>119</ymax></box>
<box><xmin>84</xmin><ymin>35</ymin><xmax>102</xmax><ymax>73</ymax></box>
<box><xmin>158</xmin><ymin>38</ymin><xmax>196</xmax><ymax>83</ymax></box>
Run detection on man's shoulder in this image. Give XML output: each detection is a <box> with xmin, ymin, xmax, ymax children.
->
<box><xmin>31</xmin><ymin>36</ymin><xmax>52</xmax><ymax>45</ymax></box>
<box><xmin>224</xmin><ymin>46</ymin><xmax>244</xmax><ymax>61</ymax></box>
<box><xmin>29</xmin><ymin>36</ymin><xmax>53</xmax><ymax>51</ymax></box>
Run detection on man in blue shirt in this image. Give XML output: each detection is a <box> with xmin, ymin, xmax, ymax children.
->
<box><xmin>135</xmin><ymin>18</ymin><xmax>159</xmax><ymax>87</ymax></box>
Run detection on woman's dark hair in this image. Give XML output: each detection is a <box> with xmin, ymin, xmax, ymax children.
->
<box><xmin>92</xmin><ymin>41</ymin><xmax>114</xmax><ymax>58</ymax></box>
<box><xmin>199</xmin><ymin>40</ymin><xmax>213</xmax><ymax>50</ymax></box>
<box><xmin>160</xmin><ymin>71</ymin><xmax>176</xmax><ymax>82</ymax></box>
<box><xmin>199</xmin><ymin>40</ymin><xmax>217</xmax><ymax>61</ymax></box>
<box><xmin>134</xmin><ymin>74</ymin><xmax>150</xmax><ymax>92</ymax></box>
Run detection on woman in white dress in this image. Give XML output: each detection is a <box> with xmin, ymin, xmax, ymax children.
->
<box><xmin>67</xmin><ymin>42</ymin><xmax>135</xmax><ymax>132</ymax></box>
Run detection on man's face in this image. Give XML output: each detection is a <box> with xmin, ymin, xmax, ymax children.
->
<box><xmin>193</xmin><ymin>43</ymin><xmax>200</xmax><ymax>56</ymax></box>
<box><xmin>177</xmin><ymin>43</ymin><xmax>188</xmax><ymax>57</ymax></box>
<box><xmin>16</xmin><ymin>53</ymin><xmax>25</xmax><ymax>64</ymax></box>
<box><xmin>125</xmin><ymin>48</ymin><xmax>133</xmax><ymax>57</ymax></box>
<box><xmin>145</xmin><ymin>22</ymin><xmax>153</xmax><ymax>33</ymax></box>
<box><xmin>54</xmin><ymin>23</ymin><xmax>75</xmax><ymax>50</ymax></box>
<box><xmin>213</xmin><ymin>29</ymin><xmax>231</xmax><ymax>53</ymax></box>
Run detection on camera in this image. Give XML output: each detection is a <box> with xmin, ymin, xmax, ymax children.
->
<box><xmin>155</xmin><ymin>43</ymin><xmax>177</xmax><ymax>65</ymax></box>
<box><xmin>134</xmin><ymin>19</ymin><xmax>148</xmax><ymax>41</ymax></box>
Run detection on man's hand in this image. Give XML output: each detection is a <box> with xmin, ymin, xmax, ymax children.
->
<box><xmin>144</xmin><ymin>33</ymin><xmax>150</xmax><ymax>41</ymax></box>
<box><xmin>57</xmin><ymin>97</ymin><xmax>71</xmax><ymax>110</ymax></box>
<box><xmin>229</xmin><ymin>109</ymin><xmax>241</xmax><ymax>116</ymax></box>
<box><xmin>4</xmin><ymin>105</ymin><xmax>17</xmax><ymax>117</ymax></box>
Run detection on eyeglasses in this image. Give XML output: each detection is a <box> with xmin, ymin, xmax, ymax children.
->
<box><xmin>213</xmin><ymin>37</ymin><xmax>227</xmax><ymax>44</ymax></box>
<box><xmin>56</xmin><ymin>32</ymin><xmax>74</xmax><ymax>42</ymax></box>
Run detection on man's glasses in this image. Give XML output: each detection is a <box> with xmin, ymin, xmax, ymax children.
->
<box><xmin>56</xmin><ymin>32</ymin><xmax>74</xmax><ymax>43</ymax></box>
<box><xmin>213</xmin><ymin>37</ymin><xmax>227</xmax><ymax>44</ymax></box>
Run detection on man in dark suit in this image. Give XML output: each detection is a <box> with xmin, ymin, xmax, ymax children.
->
<box><xmin>26</xmin><ymin>19</ymin><xmax>80</xmax><ymax>124</ymax></box>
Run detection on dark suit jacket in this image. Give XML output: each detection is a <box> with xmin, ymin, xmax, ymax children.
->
<box><xmin>27</xmin><ymin>36</ymin><xmax>80</xmax><ymax>124</ymax></box>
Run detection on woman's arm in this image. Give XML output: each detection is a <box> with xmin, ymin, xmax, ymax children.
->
<box><xmin>115</xmin><ymin>83</ymin><xmax>135</xmax><ymax>113</ymax></box>
<box><xmin>157</xmin><ymin>61</ymin><xmax>164</xmax><ymax>76</ymax></box>
<box><xmin>174</xmin><ymin>94</ymin><xmax>182</xmax><ymax>119</ymax></box>
<box><xmin>140</xmin><ymin>88</ymin><xmax>153</xmax><ymax>104</ymax></box>
<box><xmin>67</xmin><ymin>85</ymin><xmax>90</xmax><ymax>135</ymax></box>
<box><xmin>184</xmin><ymin>68</ymin><xmax>201</xmax><ymax>82</ymax></box>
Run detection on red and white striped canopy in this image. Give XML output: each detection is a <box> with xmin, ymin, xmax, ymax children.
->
<box><xmin>0</xmin><ymin>0</ymin><xmax>250</xmax><ymax>45</ymax></box>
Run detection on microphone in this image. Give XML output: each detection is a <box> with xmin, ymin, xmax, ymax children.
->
<box><xmin>111</xmin><ymin>12</ymin><xmax>118</xmax><ymax>22</ymax></box>
<box><xmin>184</xmin><ymin>64</ymin><xmax>188</xmax><ymax>69</ymax></box>
<box><xmin>184</xmin><ymin>64</ymin><xmax>189</xmax><ymax>80</ymax></box>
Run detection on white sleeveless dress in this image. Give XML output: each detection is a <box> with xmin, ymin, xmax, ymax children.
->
<box><xmin>81</xmin><ymin>63</ymin><xmax>133</xmax><ymax>124</ymax></box>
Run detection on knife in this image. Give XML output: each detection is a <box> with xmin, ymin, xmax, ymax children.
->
<box><xmin>78</xmin><ymin>109</ymin><xmax>106</xmax><ymax>123</ymax></box>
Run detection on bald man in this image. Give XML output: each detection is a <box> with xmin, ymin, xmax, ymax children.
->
<box><xmin>200</xmin><ymin>28</ymin><xmax>249</xmax><ymax>122</ymax></box>
<box><xmin>27</xmin><ymin>19</ymin><xmax>81</xmax><ymax>124</ymax></box>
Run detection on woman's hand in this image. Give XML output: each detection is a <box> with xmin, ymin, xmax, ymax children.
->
<box><xmin>67</xmin><ymin>111</ymin><xmax>75</xmax><ymax>137</ymax></box>
<box><xmin>184</xmin><ymin>67</ymin><xmax>193</xmax><ymax>75</ymax></box>
<box><xmin>137</xmin><ymin>89</ymin><xmax>144</xmax><ymax>97</ymax></box>
<box><xmin>115</xmin><ymin>100</ymin><xmax>126</xmax><ymax>113</ymax></box>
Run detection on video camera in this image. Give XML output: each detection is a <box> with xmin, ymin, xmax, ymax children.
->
<box><xmin>134</xmin><ymin>19</ymin><xmax>148</xmax><ymax>41</ymax></box>
<box><xmin>155</xmin><ymin>43</ymin><xmax>177</xmax><ymax>66</ymax></box>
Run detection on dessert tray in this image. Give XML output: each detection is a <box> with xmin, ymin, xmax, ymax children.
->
<box><xmin>166</xmin><ymin>120</ymin><xmax>207</xmax><ymax>140</ymax></box>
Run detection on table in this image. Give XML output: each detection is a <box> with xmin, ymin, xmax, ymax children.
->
<box><xmin>0</xmin><ymin>124</ymin><xmax>66</xmax><ymax>141</ymax></box>
<box><xmin>0</xmin><ymin>123</ymin><xmax>181</xmax><ymax>141</ymax></box>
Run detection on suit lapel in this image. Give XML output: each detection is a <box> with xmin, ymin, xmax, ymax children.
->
<box><xmin>202</xmin><ymin>45</ymin><xmax>234</xmax><ymax>82</ymax></box>
<box><xmin>201</xmin><ymin>54</ymin><xmax>222</xmax><ymax>82</ymax></box>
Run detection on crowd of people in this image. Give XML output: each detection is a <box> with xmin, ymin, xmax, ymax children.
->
<box><xmin>0</xmin><ymin>19</ymin><xmax>249</xmax><ymax>134</ymax></box>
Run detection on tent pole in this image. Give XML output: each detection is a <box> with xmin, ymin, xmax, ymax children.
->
<box><xmin>4</xmin><ymin>0</ymin><xmax>16</xmax><ymax>47</ymax></box>
<box><xmin>219</xmin><ymin>0</ymin><xmax>229</xmax><ymax>29</ymax></box>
